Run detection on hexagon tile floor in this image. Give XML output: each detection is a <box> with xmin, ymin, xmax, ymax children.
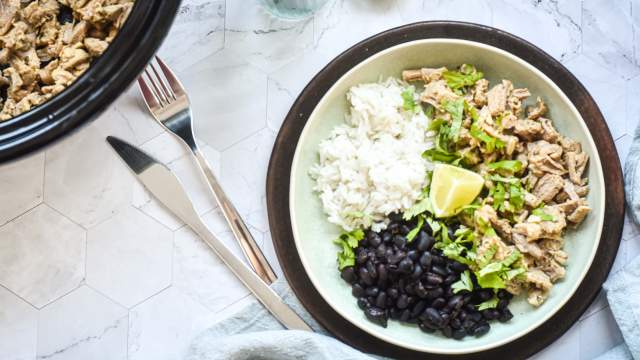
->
<box><xmin>1</xmin><ymin>1</ymin><xmax>639</xmax><ymax>359</ymax></box>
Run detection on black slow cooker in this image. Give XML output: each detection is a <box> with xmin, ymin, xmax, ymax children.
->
<box><xmin>0</xmin><ymin>0</ymin><xmax>181</xmax><ymax>163</ymax></box>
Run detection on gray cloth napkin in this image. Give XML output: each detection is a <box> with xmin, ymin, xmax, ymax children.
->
<box><xmin>186</xmin><ymin>279</ymin><xmax>378</xmax><ymax>360</ymax></box>
<box><xmin>595</xmin><ymin>123</ymin><xmax>640</xmax><ymax>360</ymax></box>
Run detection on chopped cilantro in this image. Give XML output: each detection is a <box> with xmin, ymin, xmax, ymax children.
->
<box><xmin>406</xmin><ymin>215</ymin><xmax>425</xmax><ymax>242</ymax></box>
<box><xmin>487</xmin><ymin>160</ymin><xmax>523</xmax><ymax>173</ymax></box>
<box><xmin>489</xmin><ymin>175</ymin><xmax>521</xmax><ymax>185</ymax></box>
<box><xmin>452</xmin><ymin>270</ymin><xmax>474</xmax><ymax>294</ymax></box>
<box><xmin>403</xmin><ymin>191</ymin><xmax>433</xmax><ymax>220</ymax></box>
<box><xmin>442</xmin><ymin>98</ymin><xmax>465</xmax><ymax>142</ymax></box>
<box><xmin>401</xmin><ymin>88</ymin><xmax>418</xmax><ymax>112</ymax></box>
<box><xmin>422</xmin><ymin>148</ymin><xmax>461</xmax><ymax>163</ymax></box>
<box><xmin>443</xmin><ymin>64</ymin><xmax>484</xmax><ymax>92</ymax></box>
<box><xmin>477</xmin><ymin>295</ymin><xmax>499</xmax><ymax>310</ymax></box>
<box><xmin>532</xmin><ymin>208</ymin><xmax>555</xmax><ymax>221</ymax></box>
<box><xmin>509</xmin><ymin>184</ymin><xmax>524</xmax><ymax>210</ymax></box>
<box><xmin>334</xmin><ymin>229</ymin><xmax>364</xmax><ymax>270</ymax></box>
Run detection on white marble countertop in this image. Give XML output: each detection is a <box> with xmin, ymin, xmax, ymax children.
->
<box><xmin>0</xmin><ymin>0</ymin><xmax>638</xmax><ymax>359</ymax></box>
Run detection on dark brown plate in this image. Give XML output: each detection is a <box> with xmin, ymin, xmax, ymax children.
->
<box><xmin>266</xmin><ymin>21</ymin><xmax>624</xmax><ymax>359</ymax></box>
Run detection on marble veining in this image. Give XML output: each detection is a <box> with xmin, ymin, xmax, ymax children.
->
<box><xmin>0</xmin><ymin>0</ymin><xmax>639</xmax><ymax>359</ymax></box>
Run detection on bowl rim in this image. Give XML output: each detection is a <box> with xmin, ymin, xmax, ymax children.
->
<box><xmin>289</xmin><ymin>38</ymin><xmax>605</xmax><ymax>354</ymax></box>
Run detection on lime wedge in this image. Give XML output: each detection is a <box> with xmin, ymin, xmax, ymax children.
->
<box><xmin>430</xmin><ymin>164</ymin><xmax>484</xmax><ymax>218</ymax></box>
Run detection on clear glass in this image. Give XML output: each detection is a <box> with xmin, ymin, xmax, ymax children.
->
<box><xmin>258</xmin><ymin>0</ymin><xmax>329</xmax><ymax>20</ymax></box>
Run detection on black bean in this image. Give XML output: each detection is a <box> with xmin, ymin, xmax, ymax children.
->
<box><xmin>365</xmin><ymin>286</ymin><xmax>379</xmax><ymax>297</ymax></box>
<box><xmin>419</xmin><ymin>322</ymin><xmax>436</xmax><ymax>333</ymax></box>
<box><xmin>369</xmin><ymin>234</ymin><xmax>382</xmax><ymax>248</ymax></box>
<box><xmin>387</xmin><ymin>288</ymin><xmax>399</xmax><ymax>299</ymax></box>
<box><xmin>400</xmin><ymin>225</ymin><xmax>411</xmax><ymax>235</ymax></box>
<box><xmin>382</xmin><ymin>232</ymin><xmax>393</xmax><ymax>243</ymax></box>
<box><xmin>499</xmin><ymin>308</ymin><xmax>513</xmax><ymax>323</ymax></box>
<box><xmin>431</xmin><ymin>297</ymin><xmax>446</xmax><ymax>309</ymax></box>
<box><xmin>444</xmin><ymin>228</ymin><xmax>454</xmax><ymax>241</ymax></box>
<box><xmin>397</xmin><ymin>294</ymin><xmax>409</xmax><ymax>309</ymax></box>
<box><xmin>376</xmin><ymin>292</ymin><xmax>387</xmax><ymax>309</ymax></box>
<box><xmin>358</xmin><ymin>267</ymin><xmax>373</xmax><ymax>286</ymax></box>
<box><xmin>415</xmin><ymin>282</ymin><xmax>428</xmax><ymax>298</ymax></box>
<box><xmin>462</xmin><ymin>318</ymin><xmax>476</xmax><ymax>331</ymax></box>
<box><xmin>398</xmin><ymin>258</ymin><xmax>414</xmax><ymax>274</ymax></box>
<box><xmin>432</xmin><ymin>255</ymin><xmax>445</xmax><ymax>265</ymax></box>
<box><xmin>482</xmin><ymin>309</ymin><xmax>500</xmax><ymax>320</ymax></box>
<box><xmin>410</xmin><ymin>264</ymin><xmax>423</xmax><ymax>279</ymax></box>
<box><xmin>416</xmin><ymin>231</ymin><xmax>435</xmax><ymax>251</ymax></box>
<box><xmin>377</xmin><ymin>264</ymin><xmax>388</xmax><ymax>284</ymax></box>
<box><xmin>407</xmin><ymin>250</ymin><xmax>419</xmax><ymax>261</ymax></box>
<box><xmin>404</xmin><ymin>283</ymin><xmax>416</xmax><ymax>295</ymax></box>
<box><xmin>497</xmin><ymin>289</ymin><xmax>513</xmax><ymax>300</ymax></box>
<box><xmin>441</xmin><ymin>312</ymin><xmax>451</xmax><ymax>324</ymax></box>
<box><xmin>375</xmin><ymin>243</ymin><xmax>387</xmax><ymax>258</ymax></box>
<box><xmin>497</xmin><ymin>299</ymin><xmax>509</xmax><ymax>310</ymax></box>
<box><xmin>419</xmin><ymin>252</ymin><xmax>433</xmax><ymax>268</ymax></box>
<box><xmin>411</xmin><ymin>300</ymin><xmax>427</xmax><ymax>318</ymax></box>
<box><xmin>399</xmin><ymin>309</ymin><xmax>411</xmax><ymax>322</ymax></box>
<box><xmin>443</xmin><ymin>274</ymin><xmax>458</xmax><ymax>286</ymax></box>
<box><xmin>448</xmin><ymin>295</ymin><xmax>464</xmax><ymax>310</ymax></box>
<box><xmin>393</xmin><ymin>235</ymin><xmax>407</xmax><ymax>248</ymax></box>
<box><xmin>453</xmin><ymin>328</ymin><xmax>466</xmax><ymax>340</ymax></box>
<box><xmin>476</xmin><ymin>289</ymin><xmax>493</xmax><ymax>302</ymax></box>
<box><xmin>387</xmin><ymin>252</ymin><xmax>403</xmax><ymax>265</ymax></box>
<box><xmin>426</xmin><ymin>287</ymin><xmax>444</xmax><ymax>300</ymax></box>
<box><xmin>357</xmin><ymin>297</ymin><xmax>368</xmax><ymax>310</ymax></box>
<box><xmin>356</xmin><ymin>249</ymin><xmax>367</xmax><ymax>265</ymax></box>
<box><xmin>425</xmin><ymin>272</ymin><xmax>443</xmax><ymax>285</ymax></box>
<box><xmin>443</xmin><ymin>286</ymin><xmax>455</xmax><ymax>298</ymax></box>
<box><xmin>423</xmin><ymin>308</ymin><xmax>444</xmax><ymax>328</ymax></box>
<box><xmin>449</xmin><ymin>261</ymin><xmax>467</xmax><ymax>273</ymax></box>
<box><xmin>442</xmin><ymin>325</ymin><xmax>453</xmax><ymax>338</ymax></box>
<box><xmin>469</xmin><ymin>311</ymin><xmax>482</xmax><ymax>322</ymax></box>
<box><xmin>352</xmin><ymin>284</ymin><xmax>365</xmax><ymax>298</ymax></box>
<box><xmin>365</xmin><ymin>307</ymin><xmax>388</xmax><ymax>327</ymax></box>
<box><xmin>390</xmin><ymin>307</ymin><xmax>401</xmax><ymax>320</ymax></box>
<box><xmin>450</xmin><ymin>318</ymin><xmax>462</xmax><ymax>329</ymax></box>
<box><xmin>459</xmin><ymin>310</ymin><xmax>468</xmax><ymax>321</ymax></box>
<box><xmin>388</xmin><ymin>223</ymin><xmax>400</xmax><ymax>234</ymax></box>
<box><xmin>473</xmin><ymin>323</ymin><xmax>490</xmax><ymax>337</ymax></box>
<box><xmin>366</xmin><ymin>261</ymin><xmax>377</xmax><ymax>279</ymax></box>
<box><xmin>340</xmin><ymin>267</ymin><xmax>357</xmax><ymax>283</ymax></box>
<box><xmin>432</xmin><ymin>265</ymin><xmax>447</xmax><ymax>277</ymax></box>
<box><xmin>389</xmin><ymin>212</ymin><xmax>402</xmax><ymax>222</ymax></box>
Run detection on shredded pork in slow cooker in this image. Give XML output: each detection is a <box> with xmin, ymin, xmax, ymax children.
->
<box><xmin>0</xmin><ymin>0</ymin><xmax>134</xmax><ymax>120</ymax></box>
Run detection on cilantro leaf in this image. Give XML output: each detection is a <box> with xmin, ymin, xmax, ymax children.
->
<box><xmin>487</xmin><ymin>160</ymin><xmax>523</xmax><ymax>173</ymax></box>
<box><xmin>492</xmin><ymin>182</ymin><xmax>506</xmax><ymax>211</ymax></box>
<box><xmin>509</xmin><ymin>183</ymin><xmax>524</xmax><ymax>210</ymax></box>
<box><xmin>532</xmin><ymin>208</ymin><xmax>555</xmax><ymax>221</ymax></box>
<box><xmin>476</xmin><ymin>272</ymin><xmax>505</xmax><ymax>289</ymax></box>
<box><xmin>489</xmin><ymin>175</ymin><xmax>521</xmax><ymax>185</ymax></box>
<box><xmin>428</xmin><ymin>118</ymin><xmax>448</xmax><ymax>131</ymax></box>
<box><xmin>422</xmin><ymin>148</ymin><xmax>461</xmax><ymax>163</ymax></box>
<box><xmin>442</xmin><ymin>98</ymin><xmax>465</xmax><ymax>142</ymax></box>
<box><xmin>442</xmin><ymin>64</ymin><xmax>484</xmax><ymax>91</ymax></box>
<box><xmin>401</xmin><ymin>88</ymin><xmax>417</xmax><ymax>112</ymax></box>
<box><xmin>452</xmin><ymin>270</ymin><xmax>474</xmax><ymax>294</ymax></box>
<box><xmin>406</xmin><ymin>215</ymin><xmax>425</xmax><ymax>242</ymax></box>
<box><xmin>334</xmin><ymin>229</ymin><xmax>365</xmax><ymax>270</ymax></box>
<box><xmin>470</xmin><ymin>123</ymin><xmax>504</xmax><ymax>152</ymax></box>
<box><xmin>477</xmin><ymin>295</ymin><xmax>499</xmax><ymax>310</ymax></box>
<box><xmin>403</xmin><ymin>196</ymin><xmax>433</xmax><ymax>220</ymax></box>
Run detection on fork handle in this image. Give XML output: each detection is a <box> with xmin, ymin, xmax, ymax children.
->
<box><xmin>192</xmin><ymin>148</ymin><xmax>278</xmax><ymax>284</ymax></box>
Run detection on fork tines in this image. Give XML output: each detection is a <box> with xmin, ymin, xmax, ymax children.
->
<box><xmin>138</xmin><ymin>56</ymin><xmax>185</xmax><ymax>110</ymax></box>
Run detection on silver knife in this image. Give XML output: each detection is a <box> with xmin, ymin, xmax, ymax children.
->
<box><xmin>106</xmin><ymin>136</ymin><xmax>311</xmax><ymax>331</ymax></box>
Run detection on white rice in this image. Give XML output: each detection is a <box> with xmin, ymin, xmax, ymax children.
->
<box><xmin>310</xmin><ymin>78</ymin><xmax>435</xmax><ymax>232</ymax></box>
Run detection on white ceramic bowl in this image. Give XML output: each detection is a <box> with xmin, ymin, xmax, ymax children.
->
<box><xmin>289</xmin><ymin>39</ymin><xmax>605</xmax><ymax>354</ymax></box>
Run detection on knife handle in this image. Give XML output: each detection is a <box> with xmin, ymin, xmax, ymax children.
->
<box><xmin>192</xmin><ymin>148</ymin><xmax>278</xmax><ymax>284</ymax></box>
<box><xmin>188</xmin><ymin>218</ymin><xmax>311</xmax><ymax>331</ymax></box>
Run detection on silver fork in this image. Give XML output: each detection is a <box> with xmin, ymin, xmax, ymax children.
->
<box><xmin>137</xmin><ymin>56</ymin><xmax>277</xmax><ymax>284</ymax></box>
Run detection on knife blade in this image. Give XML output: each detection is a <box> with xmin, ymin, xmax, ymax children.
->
<box><xmin>106</xmin><ymin>136</ymin><xmax>311</xmax><ymax>331</ymax></box>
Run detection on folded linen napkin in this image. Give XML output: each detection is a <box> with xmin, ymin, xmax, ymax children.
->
<box><xmin>186</xmin><ymin>279</ymin><xmax>379</xmax><ymax>360</ymax></box>
<box><xmin>596</xmin><ymin>124</ymin><xmax>640</xmax><ymax>360</ymax></box>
